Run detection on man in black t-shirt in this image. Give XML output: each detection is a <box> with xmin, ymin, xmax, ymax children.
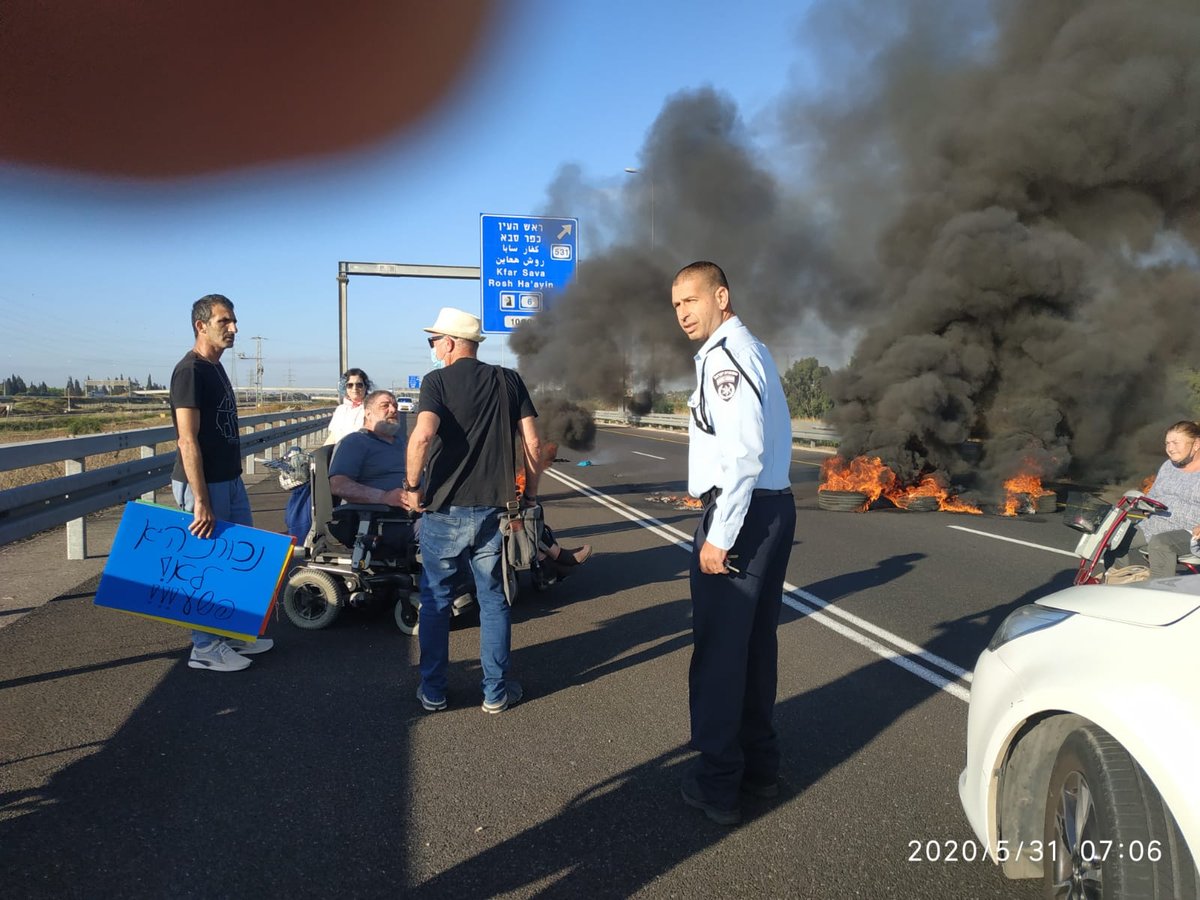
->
<box><xmin>402</xmin><ymin>307</ymin><xmax>540</xmax><ymax>714</ymax></box>
<box><xmin>169</xmin><ymin>294</ymin><xmax>275</xmax><ymax>673</ymax></box>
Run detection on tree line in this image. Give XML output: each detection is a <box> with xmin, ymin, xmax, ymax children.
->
<box><xmin>2</xmin><ymin>373</ymin><xmax>164</xmax><ymax>397</ymax></box>
<box><xmin>647</xmin><ymin>357</ymin><xmax>834</xmax><ymax>420</ymax></box>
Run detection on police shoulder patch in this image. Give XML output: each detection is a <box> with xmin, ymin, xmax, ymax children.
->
<box><xmin>712</xmin><ymin>369</ymin><xmax>739</xmax><ymax>401</ymax></box>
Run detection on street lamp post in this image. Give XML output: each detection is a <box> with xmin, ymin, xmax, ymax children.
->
<box><xmin>623</xmin><ymin>167</ymin><xmax>654</xmax><ymax>248</ymax></box>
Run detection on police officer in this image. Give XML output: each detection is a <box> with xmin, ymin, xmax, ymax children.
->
<box><xmin>671</xmin><ymin>261</ymin><xmax>796</xmax><ymax>826</ymax></box>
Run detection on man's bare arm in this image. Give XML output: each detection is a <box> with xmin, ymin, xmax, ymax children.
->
<box><xmin>519</xmin><ymin>415</ymin><xmax>541</xmax><ymax>501</ymax></box>
<box><xmin>328</xmin><ymin>475</ymin><xmax>404</xmax><ymax>507</ymax></box>
<box><xmin>174</xmin><ymin>407</ymin><xmax>217</xmax><ymax>538</ymax></box>
<box><xmin>402</xmin><ymin>410</ymin><xmax>441</xmax><ymax>510</ymax></box>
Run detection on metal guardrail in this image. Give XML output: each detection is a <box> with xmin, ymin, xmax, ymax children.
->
<box><xmin>0</xmin><ymin>408</ymin><xmax>335</xmax><ymax>558</ymax></box>
<box><xmin>592</xmin><ymin>410</ymin><xmax>840</xmax><ymax>446</ymax></box>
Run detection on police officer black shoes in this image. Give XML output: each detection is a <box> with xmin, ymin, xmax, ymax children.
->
<box><xmin>740</xmin><ymin>777</ymin><xmax>780</xmax><ymax>799</ymax></box>
<box><xmin>681</xmin><ymin>776</ymin><xmax>742</xmax><ymax>826</ymax></box>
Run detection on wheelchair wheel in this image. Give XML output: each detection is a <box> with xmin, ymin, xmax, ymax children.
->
<box><xmin>394</xmin><ymin>590</ymin><xmax>419</xmax><ymax>636</ymax></box>
<box><xmin>282</xmin><ymin>569</ymin><xmax>346</xmax><ymax>630</ymax></box>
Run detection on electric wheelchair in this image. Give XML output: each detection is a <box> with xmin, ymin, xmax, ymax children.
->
<box><xmin>280</xmin><ymin>444</ymin><xmax>477</xmax><ymax>635</ymax></box>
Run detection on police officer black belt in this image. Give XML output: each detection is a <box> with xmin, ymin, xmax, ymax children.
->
<box><xmin>700</xmin><ymin>486</ymin><xmax>792</xmax><ymax>507</ymax></box>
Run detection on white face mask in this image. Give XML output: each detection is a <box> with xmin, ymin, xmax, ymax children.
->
<box><xmin>430</xmin><ymin>344</ymin><xmax>445</xmax><ymax>369</ymax></box>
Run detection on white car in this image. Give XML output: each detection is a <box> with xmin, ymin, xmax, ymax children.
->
<box><xmin>959</xmin><ymin>578</ymin><xmax>1199</xmax><ymax>898</ymax></box>
<box><xmin>396</xmin><ymin>397</ymin><xmax>415</xmax><ymax>413</ymax></box>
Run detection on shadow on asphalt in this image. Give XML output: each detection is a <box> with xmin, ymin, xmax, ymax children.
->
<box><xmin>800</xmin><ymin>551</ymin><xmax>926</xmax><ymax>600</ymax></box>
<box><xmin>0</xmin><ymin>480</ymin><xmax>1053</xmax><ymax>899</ymax></box>
<box><xmin>0</xmin><ymin>649</ymin><xmax>183</xmax><ymax>691</ymax></box>
<box><xmin>0</xmin><ymin>592</ymin><xmax>426</xmax><ymax>898</ymax></box>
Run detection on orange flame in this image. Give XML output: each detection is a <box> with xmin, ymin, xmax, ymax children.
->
<box><xmin>819</xmin><ymin>456</ymin><xmax>896</xmax><ymax>503</ymax></box>
<box><xmin>938</xmin><ymin>494</ymin><xmax>984</xmax><ymax>515</ymax></box>
<box><xmin>1000</xmin><ymin>469</ymin><xmax>1055</xmax><ymax>516</ymax></box>
<box><xmin>820</xmin><ymin>456</ymin><xmax>981</xmax><ymax>514</ymax></box>
<box><xmin>885</xmin><ymin>473</ymin><xmax>981</xmax><ymax>515</ymax></box>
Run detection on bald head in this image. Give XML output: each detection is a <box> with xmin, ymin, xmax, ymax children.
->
<box><xmin>671</xmin><ymin>260</ymin><xmax>735</xmax><ymax>343</ymax></box>
<box><xmin>673</xmin><ymin>260</ymin><xmax>729</xmax><ymax>294</ymax></box>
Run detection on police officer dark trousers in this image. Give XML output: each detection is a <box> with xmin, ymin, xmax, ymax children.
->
<box><xmin>670</xmin><ymin>260</ymin><xmax>796</xmax><ymax>825</ymax></box>
<box><xmin>690</xmin><ymin>489</ymin><xmax>795</xmax><ymax>810</ymax></box>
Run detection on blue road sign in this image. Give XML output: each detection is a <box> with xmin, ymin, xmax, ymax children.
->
<box><xmin>480</xmin><ymin>214</ymin><xmax>578</xmax><ymax>334</ymax></box>
<box><xmin>408</xmin><ymin>375</ymin><xmax>420</xmax><ymax>389</ymax></box>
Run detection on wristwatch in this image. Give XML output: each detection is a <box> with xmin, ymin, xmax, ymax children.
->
<box><xmin>402</xmin><ymin>482</ymin><xmax>420</xmax><ymax>492</ymax></box>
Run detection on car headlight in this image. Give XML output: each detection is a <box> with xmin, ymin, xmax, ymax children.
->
<box><xmin>987</xmin><ymin>605</ymin><xmax>1075</xmax><ymax>652</ymax></box>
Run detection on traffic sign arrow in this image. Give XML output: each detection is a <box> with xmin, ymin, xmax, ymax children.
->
<box><xmin>557</xmin><ymin>223</ymin><xmax>573</xmax><ymax>240</ymax></box>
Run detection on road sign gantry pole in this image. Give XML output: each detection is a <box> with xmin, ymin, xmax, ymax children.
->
<box><xmin>335</xmin><ymin>261</ymin><xmax>481</xmax><ymax>380</ymax></box>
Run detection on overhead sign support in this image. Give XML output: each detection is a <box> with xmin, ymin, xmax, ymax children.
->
<box><xmin>335</xmin><ymin>262</ymin><xmax>480</xmax><ymax>379</ymax></box>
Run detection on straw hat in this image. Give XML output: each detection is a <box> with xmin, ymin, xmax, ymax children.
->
<box><xmin>423</xmin><ymin>307</ymin><xmax>486</xmax><ymax>342</ymax></box>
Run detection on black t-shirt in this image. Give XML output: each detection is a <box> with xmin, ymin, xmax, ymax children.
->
<box><xmin>418</xmin><ymin>358</ymin><xmax>536</xmax><ymax>509</ymax></box>
<box><xmin>170</xmin><ymin>350</ymin><xmax>242</xmax><ymax>483</ymax></box>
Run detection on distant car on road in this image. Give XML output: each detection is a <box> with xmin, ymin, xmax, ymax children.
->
<box><xmin>396</xmin><ymin>397</ymin><xmax>415</xmax><ymax>413</ymax></box>
<box><xmin>959</xmin><ymin>578</ymin><xmax>1198</xmax><ymax>898</ymax></box>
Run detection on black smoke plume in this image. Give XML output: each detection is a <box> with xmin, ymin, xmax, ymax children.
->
<box><xmin>821</xmin><ymin>0</ymin><xmax>1200</xmax><ymax>487</ymax></box>
<box><xmin>512</xmin><ymin>87</ymin><xmax>867</xmax><ymax>409</ymax></box>
<box><xmin>515</xmin><ymin>0</ymin><xmax>1200</xmax><ymax>487</ymax></box>
<box><xmin>533</xmin><ymin>394</ymin><xmax>596</xmax><ymax>452</ymax></box>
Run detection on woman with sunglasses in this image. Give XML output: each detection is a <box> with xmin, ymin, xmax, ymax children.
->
<box><xmin>324</xmin><ymin>368</ymin><xmax>373</xmax><ymax>445</ymax></box>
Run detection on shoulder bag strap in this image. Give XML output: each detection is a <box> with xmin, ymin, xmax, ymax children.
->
<box><xmin>495</xmin><ymin>365</ymin><xmax>519</xmax><ymax>507</ymax></box>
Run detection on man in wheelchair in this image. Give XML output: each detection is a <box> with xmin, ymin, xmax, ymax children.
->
<box><xmin>327</xmin><ymin>389</ymin><xmax>415</xmax><ymax>565</ymax></box>
<box><xmin>282</xmin><ymin>389</ymin><xmax>425</xmax><ymax>632</ymax></box>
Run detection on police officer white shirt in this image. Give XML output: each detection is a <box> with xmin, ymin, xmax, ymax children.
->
<box><xmin>687</xmin><ymin>316</ymin><xmax>792</xmax><ymax>550</ymax></box>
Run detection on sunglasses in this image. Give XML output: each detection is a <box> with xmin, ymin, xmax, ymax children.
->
<box><xmin>427</xmin><ymin>334</ymin><xmax>448</xmax><ymax>347</ymax></box>
<box><xmin>345</xmin><ymin>381</ymin><xmax>366</xmax><ymax>389</ymax></box>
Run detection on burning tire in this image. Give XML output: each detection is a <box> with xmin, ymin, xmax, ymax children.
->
<box><xmin>818</xmin><ymin>489</ymin><xmax>869</xmax><ymax>512</ymax></box>
<box><xmin>1033</xmin><ymin>492</ymin><xmax>1058</xmax><ymax>514</ymax></box>
<box><xmin>902</xmin><ymin>495</ymin><xmax>939</xmax><ymax>513</ymax></box>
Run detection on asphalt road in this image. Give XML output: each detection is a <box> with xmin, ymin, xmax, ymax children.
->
<box><xmin>0</xmin><ymin>422</ymin><xmax>1088</xmax><ymax>899</ymax></box>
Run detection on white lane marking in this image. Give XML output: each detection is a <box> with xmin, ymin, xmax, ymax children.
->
<box><xmin>947</xmin><ymin>525</ymin><xmax>1077</xmax><ymax>558</ymax></box>
<box><xmin>631</xmin><ymin>451</ymin><xmax>667</xmax><ymax>460</ymax></box>
<box><xmin>545</xmin><ymin>467</ymin><xmax>972</xmax><ymax>702</ymax></box>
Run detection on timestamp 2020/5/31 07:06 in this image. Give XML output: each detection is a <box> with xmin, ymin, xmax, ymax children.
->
<box><xmin>906</xmin><ymin>839</ymin><xmax>1164</xmax><ymax>864</ymax></box>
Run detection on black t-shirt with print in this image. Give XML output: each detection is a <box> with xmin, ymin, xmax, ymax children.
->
<box><xmin>417</xmin><ymin>358</ymin><xmax>536</xmax><ymax>509</ymax></box>
<box><xmin>170</xmin><ymin>350</ymin><xmax>242</xmax><ymax>484</ymax></box>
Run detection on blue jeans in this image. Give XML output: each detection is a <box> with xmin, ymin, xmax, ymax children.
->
<box><xmin>172</xmin><ymin>478</ymin><xmax>253</xmax><ymax>649</ymax></box>
<box><xmin>417</xmin><ymin>506</ymin><xmax>510</xmax><ymax>705</ymax></box>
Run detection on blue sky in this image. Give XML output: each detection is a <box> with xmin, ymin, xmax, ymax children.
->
<box><xmin>0</xmin><ymin>1</ymin><xmax>828</xmax><ymax>393</ymax></box>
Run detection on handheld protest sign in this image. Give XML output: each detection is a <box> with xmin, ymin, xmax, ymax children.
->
<box><xmin>95</xmin><ymin>501</ymin><xmax>294</xmax><ymax>641</ymax></box>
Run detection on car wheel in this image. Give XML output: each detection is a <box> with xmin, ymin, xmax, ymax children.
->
<box><xmin>394</xmin><ymin>590</ymin><xmax>419</xmax><ymax>636</ymax></box>
<box><xmin>1043</xmin><ymin>724</ymin><xmax>1195</xmax><ymax>899</ymax></box>
<box><xmin>282</xmin><ymin>569</ymin><xmax>345</xmax><ymax>629</ymax></box>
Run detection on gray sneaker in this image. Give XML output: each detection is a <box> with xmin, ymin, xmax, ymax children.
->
<box><xmin>481</xmin><ymin>680</ymin><xmax>523</xmax><ymax>714</ymax></box>
<box><xmin>226</xmin><ymin>637</ymin><xmax>274</xmax><ymax>656</ymax></box>
<box><xmin>188</xmin><ymin>641</ymin><xmax>252</xmax><ymax>672</ymax></box>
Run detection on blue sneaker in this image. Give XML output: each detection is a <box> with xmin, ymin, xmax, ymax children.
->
<box><xmin>416</xmin><ymin>685</ymin><xmax>447</xmax><ymax>712</ymax></box>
